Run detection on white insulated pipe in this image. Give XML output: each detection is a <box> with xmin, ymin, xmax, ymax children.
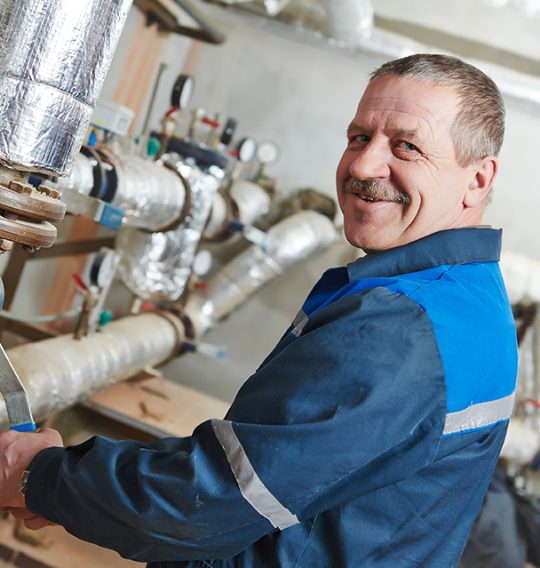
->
<box><xmin>324</xmin><ymin>0</ymin><xmax>373</xmax><ymax>45</ymax></box>
<box><xmin>0</xmin><ymin>313</ymin><xmax>181</xmax><ymax>430</ymax></box>
<box><xmin>0</xmin><ymin>211</ymin><xmax>336</xmax><ymax>428</ymax></box>
<box><xmin>186</xmin><ymin>210</ymin><xmax>337</xmax><ymax>336</ymax></box>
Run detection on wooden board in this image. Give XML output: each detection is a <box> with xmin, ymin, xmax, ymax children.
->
<box><xmin>84</xmin><ymin>376</ymin><xmax>229</xmax><ymax>438</ymax></box>
<box><xmin>0</xmin><ymin>515</ymin><xmax>140</xmax><ymax>568</ymax></box>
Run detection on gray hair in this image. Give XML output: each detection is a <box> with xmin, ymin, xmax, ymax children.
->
<box><xmin>371</xmin><ymin>54</ymin><xmax>505</xmax><ymax>167</ymax></box>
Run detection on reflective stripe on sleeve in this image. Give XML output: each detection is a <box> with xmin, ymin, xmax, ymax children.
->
<box><xmin>443</xmin><ymin>392</ymin><xmax>515</xmax><ymax>436</ymax></box>
<box><xmin>291</xmin><ymin>309</ymin><xmax>308</xmax><ymax>337</ymax></box>
<box><xmin>211</xmin><ymin>419</ymin><xmax>299</xmax><ymax>530</ymax></box>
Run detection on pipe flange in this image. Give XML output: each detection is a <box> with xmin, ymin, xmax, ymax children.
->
<box><xmin>153</xmin><ymin>309</ymin><xmax>188</xmax><ymax>363</ymax></box>
<box><xmin>0</xmin><ymin>215</ymin><xmax>57</xmax><ymax>249</ymax></box>
<box><xmin>202</xmin><ymin>190</ymin><xmax>239</xmax><ymax>242</ymax></box>
<box><xmin>0</xmin><ymin>181</ymin><xmax>66</xmax><ymax>223</ymax></box>
<box><xmin>148</xmin><ymin>164</ymin><xmax>192</xmax><ymax>233</ymax></box>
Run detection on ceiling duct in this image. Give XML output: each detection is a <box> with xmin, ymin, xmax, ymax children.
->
<box><xmin>0</xmin><ymin>0</ymin><xmax>131</xmax><ymax>175</ymax></box>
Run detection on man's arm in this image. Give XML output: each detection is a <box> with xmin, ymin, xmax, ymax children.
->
<box><xmin>0</xmin><ymin>287</ymin><xmax>447</xmax><ymax>563</ymax></box>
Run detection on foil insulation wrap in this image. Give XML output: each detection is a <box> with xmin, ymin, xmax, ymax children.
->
<box><xmin>117</xmin><ymin>157</ymin><xmax>224</xmax><ymax>300</ymax></box>
<box><xmin>52</xmin><ymin>153</ymin><xmax>95</xmax><ymax>196</ymax></box>
<box><xmin>204</xmin><ymin>192</ymin><xmax>229</xmax><ymax>239</ymax></box>
<box><xmin>0</xmin><ymin>0</ymin><xmax>131</xmax><ymax>175</ymax></box>
<box><xmin>0</xmin><ymin>313</ymin><xmax>180</xmax><ymax>429</ymax></box>
<box><xmin>230</xmin><ymin>180</ymin><xmax>271</xmax><ymax>226</ymax></box>
<box><xmin>204</xmin><ymin>181</ymin><xmax>270</xmax><ymax>240</ymax></box>
<box><xmin>186</xmin><ymin>210</ymin><xmax>337</xmax><ymax>336</ymax></box>
<box><xmin>113</xmin><ymin>155</ymin><xmax>186</xmax><ymax>231</ymax></box>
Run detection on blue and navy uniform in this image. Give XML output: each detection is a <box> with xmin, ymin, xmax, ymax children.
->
<box><xmin>26</xmin><ymin>228</ymin><xmax>518</xmax><ymax>567</ymax></box>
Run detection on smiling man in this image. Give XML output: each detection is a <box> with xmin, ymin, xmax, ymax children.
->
<box><xmin>0</xmin><ymin>54</ymin><xmax>518</xmax><ymax>567</ymax></box>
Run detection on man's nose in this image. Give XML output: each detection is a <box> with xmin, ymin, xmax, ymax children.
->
<box><xmin>348</xmin><ymin>140</ymin><xmax>391</xmax><ymax>180</ymax></box>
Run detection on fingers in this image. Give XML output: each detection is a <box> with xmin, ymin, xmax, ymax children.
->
<box><xmin>7</xmin><ymin>507</ymin><xmax>35</xmax><ymax>520</ymax></box>
<box><xmin>5</xmin><ymin>508</ymin><xmax>54</xmax><ymax>530</ymax></box>
<box><xmin>24</xmin><ymin>516</ymin><xmax>54</xmax><ymax>530</ymax></box>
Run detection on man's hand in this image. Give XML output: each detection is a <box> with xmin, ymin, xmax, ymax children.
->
<box><xmin>6</xmin><ymin>507</ymin><xmax>55</xmax><ymax>530</ymax></box>
<box><xmin>0</xmin><ymin>428</ymin><xmax>63</xmax><ymax>509</ymax></box>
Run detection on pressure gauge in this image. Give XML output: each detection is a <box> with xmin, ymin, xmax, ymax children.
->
<box><xmin>236</xmin><ymin>137</ymin><xmax>257</xmax><ymax>163</ymax></box>
<box><xmin>90</xmin><ymin>248</ymin><xmax>119</xmax><ymax>289</ymax></box>
<box><xmin>171</xmin><ymin>74</ymin><xmax>195</xmax><ymax>109</ymax></box>
<box><xmin>256</xmin><ymin>141</ymin><xmax>280</xmax><ymax>165</ymax></box>
<box><xmin>192</xmin><ymin>249</ymin><xmax>213</xmax><ymax>277</ymax></box>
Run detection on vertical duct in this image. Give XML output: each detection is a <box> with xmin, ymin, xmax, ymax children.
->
<box><xmin>0</xmin><ymin>0</ymin><xmax>132</xmax><ymax>175</ymax></box>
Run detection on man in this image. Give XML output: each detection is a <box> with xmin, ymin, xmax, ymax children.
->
<box><xmin>0</xmin><ymin>54</ymin><xmax>518</xmax><ymax>566</ymax></box>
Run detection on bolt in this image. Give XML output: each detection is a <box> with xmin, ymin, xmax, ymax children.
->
<box><xmin>8</xmin><ymin>180</ymin><xmax>33</xmax><ymax>196</ymax></box>
<box><xmin>0</xmin><ymin>238</ymin><xmax>13</xmax><ymax>252</ymax></box>
<box><xmin>37</xmin><ymin>185</ymin><xmax>60</xmax><ymax>199</ymax></box>
<box><xmin>22</xmin><ymin>244</ymin><xmax>40</xmax><ymax>253</ymax></box>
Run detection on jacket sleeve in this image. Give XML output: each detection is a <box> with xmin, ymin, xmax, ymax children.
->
<box><xmin>25</xmin><ymin>286</ymin><xmax>447</xmax><ymax>562</ymax></box>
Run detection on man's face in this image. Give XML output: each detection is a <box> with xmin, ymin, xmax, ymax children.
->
<box><xmin>336</xmin><ymin>74</ymin><xmax>480</xmax><ymax>252</ymax></box>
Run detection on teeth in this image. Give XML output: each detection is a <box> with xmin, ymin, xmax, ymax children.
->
<box><xmin>361</xmin><ymin>196</ymin><xmax>380</xmax><ymax>202</ymax></box>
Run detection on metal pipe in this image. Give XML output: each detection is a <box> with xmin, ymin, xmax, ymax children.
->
<box><xmin>113</xmin><ymin>155</ymin><xmax>187</xmax><ymax>231</ymax></box>
<box><xmin>324</xmin><ymin>0</ymin><xmax>373</xmax><ymax>45</ymax></box>
<box><xmin>186</xmin><ymin>210</ymin><xmax>337</xmax><ymax>336</ymax></box>
<box><xmin>0</xmin><ymin>212</ymin><xmax>336</xmax><ymax>427</ymax></box>
<box><xmin>0</xmin><ymin>312</ymin><xmax>182</xmax><ymax>429</ymax></box>
<box><xmin>203</xmin><ymin>180</ymin><xmax>271</xmax><ymax>240</ymax></box>
<box><xmin>116</xmin><ymin>155</ymin><xmax>224</xmax><ymax>300</ymax></box>
<box><xmin>0</xmin><ymin>0</ymin><xmax>131</xmax><ymax>175</ymax></box>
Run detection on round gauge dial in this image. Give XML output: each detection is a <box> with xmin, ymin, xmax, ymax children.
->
<box><xmin>256</xmin><ymin>141</ymin><xmax>280</xmax><ymax>165</ymax></box>
<box><xmin>90</xmin><ymin>249</ymin><xmax>118</xmax><ymax>288</ymax></box>
<box><xmin>171</xmin><ymin>74</ymin><xmax>195</xmax><ymax>109</ymax></box>
<box><xmin>236</xmin><ymin>137</ymin><xmax>257</xmax><ymax>162</ymax></box>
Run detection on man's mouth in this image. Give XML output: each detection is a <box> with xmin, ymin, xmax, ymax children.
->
<box><xmin>344</xmin><ymin>178</ymin><xmax>410</xmax><ymax>205</ymax></box>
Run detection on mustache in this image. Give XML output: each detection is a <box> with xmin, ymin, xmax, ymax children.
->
<box><xmin>344</xmin><ymin>178</ymin><xmax>410</xmax><ymax>205</ymax></box>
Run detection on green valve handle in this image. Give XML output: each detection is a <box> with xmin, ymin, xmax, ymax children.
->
<box><xmin>147</xmin><ymin>137</ymin><xmax>161</xmax><ymax>159</ymax></box>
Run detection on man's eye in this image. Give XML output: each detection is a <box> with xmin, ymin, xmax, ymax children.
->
<box><xmin>399</xmin><ymin>141</ymin><xmax>419</xmax><ymax>152</ymax></box>
<box><xmin>348</xmin><ymin>134</ymin><xmax>370</xmax><ymax>144</ymax></box>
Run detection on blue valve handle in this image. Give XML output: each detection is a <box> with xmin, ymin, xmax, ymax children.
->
<box><xmin>10</xmin><ymin>422</ymin><xmax>37</xmax><ymax>433</ymax></box>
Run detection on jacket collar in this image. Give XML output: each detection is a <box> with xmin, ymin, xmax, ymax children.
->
<box><xmin>346</xmin><ymin>227</ymin><xmax>502</xmax><ymax>281</ymax></box>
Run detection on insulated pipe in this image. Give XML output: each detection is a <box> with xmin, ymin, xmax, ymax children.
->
<box><xmin>53</xmin><ymin>153</ymin><xmax>95</xmax><ymax>196</ymax></box>
<box><xmin>0</xmin><ymin>0</ymin><xmax>131</xmax><ymax>175</ymax></box>
<box><xmin>53</xmin><ymin>153</ymin><xmax>187</xmax><ymax>231</ymax></box>
<box><xmin>0</xmin><ymin>312</ymin><xmax>182</xmax><ymax>429</ymax></box>
<box><xmin>116</xmin><ymin>155</ymin><xmax>224</xmax><ymax>300</ymax></box>
<box><xmin>185</xmin><ymin>210</ymin><xmax>337</xmax><ymax>336</ymax></box>
<box><xmin>113</xmin><ymin>155</ymin><xmax>187</xmax><ymax>231</ymax></box>
<box><xmin>0</xmin><ymin>212</ymin><xmax>336</xmax><ymax>427</ymax></box>
<box><xmin>203</xmin><ymin>180</ymin><xmax>271</xmax><ymax>240</ymax></box>
<box><xmin>324</xmin><ymin>0</ymin><xmax>373</xmax><ymax>45</ymax></box>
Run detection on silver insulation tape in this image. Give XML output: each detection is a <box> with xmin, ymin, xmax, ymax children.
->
<box><xmin>203</xmin><ymin>192</ymin><xmax>230</xmax><ymax>239</ymax></box>
<box><xmin>185</xmin><ymin>210</ymin><xmax>337</xmax><ymax>335</ymax></box>
<box><xmin>230</xmin><ymin>180</ymin><xmax>270</xmax><ymax>227</ymax></box>
<box><xmin>53</xmin><ymin>153</ymin><xmax>96</xmax><ymax>196</ymax></box>
<box><xmin>0</xmin><ymin>313</ymin><xmax>178</xmax><ymax>429</ymax></box>
<box><xmin>117</xmin><ymin>158</ymin><xmax>223</xmax><ymax>300</ymax></box>
<box><xmin>113</xmin><ymin>155</ymin><xmax>186</xmax><ymax>231</ymax></box>
<box><xmin>0</xmin><ymin>0</ymin><xmax>132</xmax><ymax>175</ymax></box>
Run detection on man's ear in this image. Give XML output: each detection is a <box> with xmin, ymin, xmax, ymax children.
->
<box><xmin>464</xmin><ymin>156</ymin><xmax>498</xmax><ymax>207</ymax></box>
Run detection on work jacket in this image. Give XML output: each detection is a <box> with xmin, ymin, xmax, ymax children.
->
<box><xmin>26</xmin><ymin>227</ymin><xmax>518</xmax><ymax>567</ymax></box>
